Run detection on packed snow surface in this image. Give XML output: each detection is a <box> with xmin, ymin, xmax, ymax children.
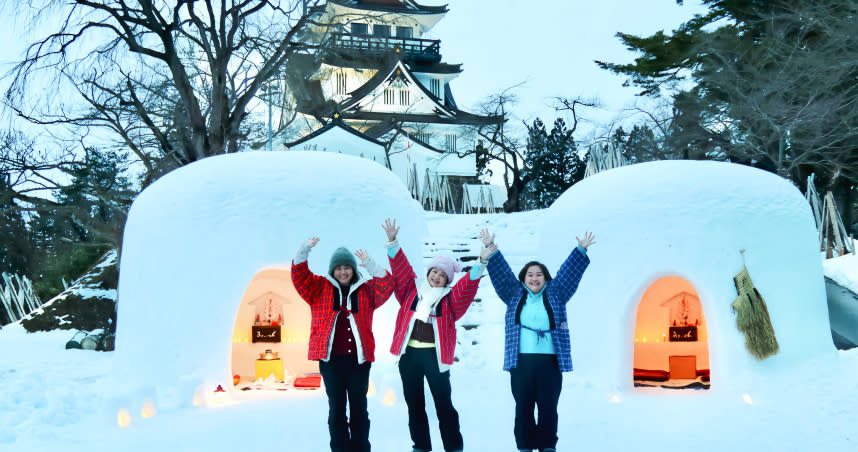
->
<box><xmin>2</xmin><ymin>158</ymin><xmax>857</xmax><ymax>451</ymax></box>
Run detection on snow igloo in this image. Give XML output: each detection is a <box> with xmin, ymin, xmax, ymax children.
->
<box><xmin>540</xmin><ymin>161</ymin><xmax>833</xmax><ymax>393</ymax></box>
<box><xmin>116</xmin><ymin>152</ymin><xmax>426</xmax><ymax>405</ymax></box>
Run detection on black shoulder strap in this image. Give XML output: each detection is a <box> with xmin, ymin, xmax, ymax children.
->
<box><xmin>332</xmin><ymin>286</ymin><xmax>341</xmax><ymax>312</ymax></box>
<box><xmin>350</xmin><ymin>290</ymin><xmax>360</xmax><ymax>314</ymax></box>
<box><xmin>514</xmin><ymin>291</ymin><xmax>527</xmax><ymax>325</ymax></box>
<box><xmin>542</xmin><ymin>292</ymin><xmax>556</xmax><ymax>330</ymax></box>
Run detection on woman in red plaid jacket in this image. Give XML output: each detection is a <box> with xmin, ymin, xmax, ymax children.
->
<box><xmin>382</xmin><ymin>218</ymin><xmax>493</xmax><ymax>452</ymax></box>
<box><xmin>291</xmin><ymin>237</ymin><xmax>394</xmax><ymax>452</ymax></box>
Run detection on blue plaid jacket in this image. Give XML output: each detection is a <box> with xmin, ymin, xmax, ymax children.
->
<box><xmin>486</xmin><ymin>248</ymin><xmax>589</xmax><ymax>372</ymax></box>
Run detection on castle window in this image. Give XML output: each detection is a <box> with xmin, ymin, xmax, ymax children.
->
<box><xmin>445</xmin><ymin>134</ymin><xmax>457</xmax><ymax>152</ymax></box>
<box><xmin>351</xmin><ymin>22</ymin><xmax>368</xmax><ymax>35</ymax></box>
<box><xmin>396</xmin><ymin>26</ymin><xmax>413</xmax><ymax>38</ymax></box>
<box><xmin>336</xmin><ymin>72</ymin><xmax>347</xmax><ymax>95</ymax></box>
<box><xmin>384</xmin><ymin>88</ymin><xmax>395</xmax><ymax>105</ymax></box>
<box><xmin>399</xmin><ymin>89</ymin><xmax>410</xmax><ymax>106</ymax></box>
<box><xmin>373</xmin><ymin>24</ymin><xmax>391</xmax><ymax>37</ymax></box>
<box><xmin>430</xmin><ymin>79</ymin><xmax>441</xmax><ymax>97</ymax></box>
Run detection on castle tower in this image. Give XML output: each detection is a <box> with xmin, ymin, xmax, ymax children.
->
<box><xmin>284</xmin><ymin>0</ymin><xmax>502</xmax><ymax>212</ymax></box>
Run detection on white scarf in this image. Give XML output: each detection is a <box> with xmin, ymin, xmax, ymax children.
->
<box><xmin>414</xmin><ymin>279</ymin><xmax>450</xmax><ymax>322</ymax></box>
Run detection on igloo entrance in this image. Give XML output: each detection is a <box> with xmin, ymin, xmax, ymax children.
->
<box><xmin>230</xmin><ymin>268</ymin><xmax>320</xmax><ymax>391</ymax></box>
<box><xmin>632</xmin><ymin>276</ymin><xmax>711</xmax><ymax>390</ymax></box>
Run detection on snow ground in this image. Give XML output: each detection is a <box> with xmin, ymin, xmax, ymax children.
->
<box><xmin>2</xmin><ymin>211</ymin><xmax>857</xmax><ymax>452</ymax></box>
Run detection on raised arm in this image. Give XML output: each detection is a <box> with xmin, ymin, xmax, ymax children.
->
<box><xmin>383</xmin><ymin>218</ymin><xmax>417</xmax><ymax>305</ymax></box>
<box><xmin>447</xmin><ymin>272</ymin><xmax>481</xmax><ymax>321</ymax></box>
<box><xmin>480</xmin><ymin>229</ymin><xmax>522</xmax><ymax>304</ymax></box>
<box><xmin>550</xmin><ymin>232</ymin><xmax>595</xmax><ymax>303</ymax></box>
<box><xmin>291</xmin><ymin>237</ymin><xmax>327</xmax><ymax>305</ymax></box>
<box><xmin>355</xmin><ymin>248</ymin><xmax>394</xmax><ymax>308</ymax></box>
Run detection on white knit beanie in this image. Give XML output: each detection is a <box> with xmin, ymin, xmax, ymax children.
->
<box><xmin>427</xmin><ymin>255</ymin><xmax>462</xmax><ymax>285</ymax></box>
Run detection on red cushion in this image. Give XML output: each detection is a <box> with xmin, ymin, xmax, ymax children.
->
<box><xmin>633</xmin><ymin>368</ymin><xmax>669</xmax><ymax>381</ymax></box>
<box><xmin>294</xmin><ymin>375</ymin><xmax>322</xmax><ymax>388</ymax></box>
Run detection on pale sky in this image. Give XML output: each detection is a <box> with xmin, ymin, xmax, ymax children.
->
<box><xmin>0</xmin><ymin>1</ymin><xmax>708</xmax><ymax>141</ymax></box>
<box><xmin>425</xmin><ymin>0</ymin><xmax>708</xmax><ymax>140</ymax></box>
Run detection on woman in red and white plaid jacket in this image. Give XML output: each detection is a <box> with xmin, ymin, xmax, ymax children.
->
<box><xmin>291</xmin><ymin>237</ymin><xmax>394</xmax><ymax>452</ymax></box>
<box><xmin>382</xmin><ymin>218</ymin><xmax>493</xmax><ymax>452</ymax></box>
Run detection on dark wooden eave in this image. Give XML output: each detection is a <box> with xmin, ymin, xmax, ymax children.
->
<box><xmin>318</xmin><ymin>52</ymin><xmax>462</xmax><ymax>74</ymax></box>
<box><xmin>288</xmin><ymin>56</ymin><xmax>500</xmax><ymax>128</ymax></box>
<box><xmin>339</xmin><ymin>59</ymin><xmax>454</xmax><ymax>116</ymax></box>
<box><xmin>284</xmin><ymin>117</ymin><xmax>386</xmax><ymax>148</ymax></box>
<box><xmin>337</xmin><ymin>110</ymin><xmax>501</xmax><ymax>127</ymax></box>
<box><xmin>325</xmin><ymin>0</ymin><xmax>448</xmax><ymax>15</ymax></box>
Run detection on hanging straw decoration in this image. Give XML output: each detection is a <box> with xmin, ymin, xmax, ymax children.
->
<box><xmin>731</xmin><ymin>250</ymin><xmax>779</xmax><ymax>360</ymax></box>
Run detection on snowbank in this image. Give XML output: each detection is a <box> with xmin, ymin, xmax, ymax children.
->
<box><xmin>541</xmin><ymin>161</ymin><xmax>833</xmax><ymax>391</ymax></box>
<box><xmin>116</xmin><ymin>152</ymin><xmax>427</xmax><ymax>398</ymax></box>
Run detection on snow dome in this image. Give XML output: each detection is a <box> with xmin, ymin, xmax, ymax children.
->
<box><xmin>116</xmin><ymin>152</ymin><xmax>426</xmax><ymax>403</ymax></box>
<box><xmin>540</xmin><ymin>161</ymin><xmax>833</xmax><ymax>393</ymax></box>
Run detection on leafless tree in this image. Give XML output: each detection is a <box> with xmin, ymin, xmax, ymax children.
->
<box><xmin>458</xmin><ymin>84</ymin><xmax>528</xmax><ymax>212</ymax></box>
<box><xmin>1</xmin><ymin>131</ymin><xmax>133</xmax><ymax>249</ymax></box>
<box><xmin>5</xmin><ymin>0</ymin><xmax>320</xmax><ymax>185</ymax></box>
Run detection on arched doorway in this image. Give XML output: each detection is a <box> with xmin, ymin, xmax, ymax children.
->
<box><xmin>632</xmin><ymin>276</ymin><xmax>710</xmax><ymax>390</ymax></box>
<box><xmin>230</xmin><ymin>268</ymin><xmax>316</xmax><ymax>390</ymax></box>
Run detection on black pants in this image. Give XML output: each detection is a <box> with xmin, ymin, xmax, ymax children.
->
<box><xmin>398</xmin><ymin>346</ymin><xmax>463</xmax><ymax>452</ymax></box>
<box><xmin>510</xmin><ymin>354</ymin><xmax>563</xmax><ymax>451</ymax></box>
<box><xmin>319</xmin><ymin>354</ymin><xmax>372</xmax><ymax>452</ymax></box>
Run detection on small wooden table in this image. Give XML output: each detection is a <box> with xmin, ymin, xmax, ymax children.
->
<box><xmin>255</xmin><ymin>358</ymin><xmax>284</xmax><ymax>381</ymax></box>
<box><xmin>668</xmin><ymin>355</ymin><xmax>697</xmax><ymax>380</ymax></box>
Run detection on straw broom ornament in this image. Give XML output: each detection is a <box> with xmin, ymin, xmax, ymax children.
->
<box><xmin>731</xmin><ymin>250</ymin><xmax>779</xmax><ymax>360</ymax></box>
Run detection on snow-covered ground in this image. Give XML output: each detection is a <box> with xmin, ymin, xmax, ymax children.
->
<box><xmin>2</xmin><ymin>211</ymin><xmax>857</xmax><ymax>452</ymax></box>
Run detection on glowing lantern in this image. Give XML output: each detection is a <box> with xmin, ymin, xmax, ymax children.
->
<box><xmin>141</xmin><ymin>398</ymin><xmax>157</xmax><ymax>418</ymax></box>
<box><xmin>193</xmin><ymin>386</ymin><xmax>205</xmax><ymax>407</ymax></box>
<box><xmin>366</xmin><ymin>380</ymin><xmax>376</xmax><ymax>397</ymax></box>
<box><xmin>742</xmin><ymin>393</ymin><xmax>754</xmax><ymax>405</ymax></box>
<box><xmin>207</xmin><ymin>387</ymin><xmax>232</xmax><ymax>407</ymax></box>
<box><xmin>117</xmin><ymin>408</ymin><xmax>132</xmax><ymax>427</ymax></box>
<box><xmin>382</xmin><ymin>389</ymin><xmax>396</xmax><ymax>406</ymax></box>
<box><xmin>610</xmin><ymin>394</ymin><xmax>622</xmax><ymax>404</ymax></box>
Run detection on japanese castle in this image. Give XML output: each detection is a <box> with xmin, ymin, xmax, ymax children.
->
<box><xmin>283</xmin><ymin>0</ymin><xmax>504</xmax><ymax>212</ymax></box>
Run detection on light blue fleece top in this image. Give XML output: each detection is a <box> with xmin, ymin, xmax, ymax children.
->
<box><xmin>519</xmin><ymin>286</ymin><xmax>556</xmax><ymax>354</ymax></box>
<box><xmin>519</xmin><ymin>245</ymin><xmax>587</xmax><ymax>354</ymax></box>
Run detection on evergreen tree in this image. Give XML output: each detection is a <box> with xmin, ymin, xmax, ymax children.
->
<box><xmin>613</xmin><ymin>124</ymin><xmax>668</xmax><ymax>164</ymax></box>
<box><xmin>0</xmin><ymin>174</ymin><xmax>33</xmax><ymax>277</ymax></box>
<box><xmin>598</xmin><ymin>0</ymin><xmax>858</xmax><ymax>225</ymax></box>
<box><xmin>524</xmin><ymin>118</ymin><xmax>584</xmax><ymax>209</ymax></box>
<box><xmin>28</xmin><ymin>148</ymin><xmax>134</xmax><ymax>300</ymax></box>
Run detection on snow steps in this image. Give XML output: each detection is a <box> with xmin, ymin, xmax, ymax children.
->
<box><xmin>422</xmin><ymin>238</ymin><xmax>480</xmax><ymax>264</ymax></box>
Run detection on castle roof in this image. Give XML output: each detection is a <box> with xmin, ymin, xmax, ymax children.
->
<box><xmin>285</xmin><ymin>117</ymin><xmax>387</xmax><ymax>148</ymax></box>
<box><xmin>319</xmin><ymin>0</ymin><xmax>448</xmax><ymax>15</ymax></box>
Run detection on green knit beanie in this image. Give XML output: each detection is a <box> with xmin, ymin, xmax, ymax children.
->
<box><xmin>329</xmin><ymin>247</ymin><xmax>358</xmax><ymax>277</ymax></box>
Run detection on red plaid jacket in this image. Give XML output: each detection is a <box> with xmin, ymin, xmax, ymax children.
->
<box><xmin>388</xmin><ymin>248</ymin><xmax>480</xmax><ymax>366</ymax></box>
<box><xmin>291</xmin><ymin>260</ymin><xmax>394</xmax><ymax>362</ymax></box>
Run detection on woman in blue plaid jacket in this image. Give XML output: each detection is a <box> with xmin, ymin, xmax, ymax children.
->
<box><xmin>479</xmin><ymin>229</ymin><xmax>595</xmax><ymax>452</ymax></box>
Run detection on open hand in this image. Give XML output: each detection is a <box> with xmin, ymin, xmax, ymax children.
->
<box><xmin>382</xmin><ymin>218</ymin><xmax>399</xmax><ymax>242</ymax></box>
<box><xmin>303</xmin><ymin>237</ymin><xmax>320</xmax><ymax>249</ymax></box>
<box><xmin>479</xmin><ymin>228</ymin><xmax>495</xmax><ymax>247</ymax></box>
<box><xmin>480</xmin><ymin>243</ymin><xmax>498</xmax><ymax>261</ymax></box>
<box><xmin>355</xmin><ymin>249</ymin><xmax>369</xmax><ymax>266</ymax></box>
<box><xmin>576</xmin><ymin>231</ymin><xmax>596</xmax><ymax>249</ymax></box>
